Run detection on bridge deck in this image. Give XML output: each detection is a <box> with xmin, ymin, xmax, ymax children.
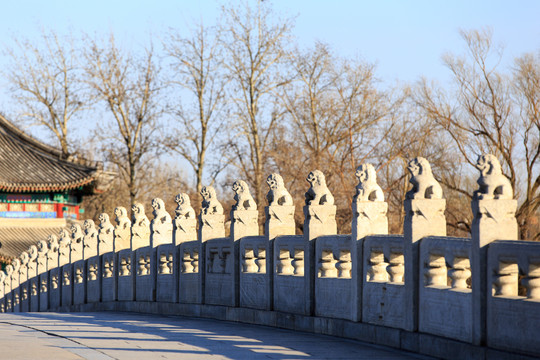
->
<box><xmin>0</xmin><ymin>312</ymin><xmax>432</xmax><ymax>359</ymax></box>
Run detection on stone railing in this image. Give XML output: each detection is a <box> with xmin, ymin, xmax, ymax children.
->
<box><xmin>1</xmin><ymin>156</ymin><xmax>539</xmax><ymax>360</ymax></box>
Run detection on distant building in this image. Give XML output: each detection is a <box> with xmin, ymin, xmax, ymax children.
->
<box><xmin>0</xmin><ymin>114</ymin><xmax>114</xmax><ymax>265</ymax></box>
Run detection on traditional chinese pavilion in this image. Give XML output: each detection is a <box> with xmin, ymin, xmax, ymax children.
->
<box><xmin>0</xmin><ymin>114</ymin><xmax>114</xmax><ymax>264</ymax></box>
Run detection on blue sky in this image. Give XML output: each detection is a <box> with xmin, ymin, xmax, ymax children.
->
<box><xmin>2</xmin><ymin>0</ymin><xmax>539</xmax><ymax>85</ymax></box>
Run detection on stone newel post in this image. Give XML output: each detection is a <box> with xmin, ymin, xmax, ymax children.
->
<box><xmin>198</xmin><ymin>186</ymin><xmax>225</xmax><ymax>302</ymax></box>
<box><xmin>470</xmin><ymin>154</ymin><xmax>518</xmax><ymax>345</ymax></box>
<box><xmin>265</xmin><ymin>173</ymin><xmax>295</xmax><ymax>240</ymax></box>
<box><xmin>403</xmin><ymin>157</ymin><xmax>446</xmax><ymax>332</ymax></box>
<box><xmin>304</xmin><ymin>170</ymin><xmax>337</xmax><ymax>314</ymax></box>
<box><xmin>351</xmin><ymin>164</ymin><xmax>389</xmax><ymax>321</ymax></box>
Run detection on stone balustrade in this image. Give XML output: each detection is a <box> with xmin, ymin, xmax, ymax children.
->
<box><xmin>0</xmin><ymin>155</ymin><xmax>539</xmax><ymax>360</ymax></box>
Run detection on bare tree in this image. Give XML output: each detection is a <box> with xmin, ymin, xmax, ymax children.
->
<box><xmin>221</xmin><ymin>0</ymin><xmax>294</xmax><ymax>206</ymax></box>
<box><xmin>2</xmin><ymin>30</ymin><xmax>87</xmax><ymax>157</ymax></box>
<box><xmin>277</xmin><ymin>42</ymin><xmax>405</xmax><ymax>232</ymax></box>
<box><xmin>415</xmin><ymin>28</ymin><xmax>540</xmax><ymax>239</ymax></box>
<box><xmin>84</xmin><ymin>34</ymin><xmax>164</xmax><ymax>209</ymax></box>
<box><xmin>164</xmin><ymin>23</ymin><xmax>227</xmax><ymax>208</ymax></box>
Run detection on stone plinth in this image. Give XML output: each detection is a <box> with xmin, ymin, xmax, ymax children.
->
<box><xmin>403</xmin><ymin>198</ymin><xmax>446</xmax><ymax>332</ymax></box>
<box><xmin>174</xmin><ymin>218</ymin><xmax>197</xmax><ymax>245</ymax></box>
<box><xmin>471</xmin><ymin>199</ymin><xmax>518</xmax><ymax>345</ymax></box>
<box><xmin>131</xmin><ymin>222</ymin><xmax>150</xmax><ymax>251</ymax></box>
<box><xmin>265</xmin><ymin>205</ymin><xmax>295</xmax><ymax>240</ymax></box>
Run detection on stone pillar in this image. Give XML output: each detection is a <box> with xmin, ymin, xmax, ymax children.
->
<box><xmin>351</xmin><ymin>163</ymin><xmax>389</xmax><ymax>321</ymax></box>
<box><xmin>150</xmin><ymin>198</ymin><xmax>173</xmax><ymax>247</ymax></box>
<box><xmin>470</xmin><ymin>153</ymin><xmax>518</xmax><ymax>345</ymax></box>
<box><xmin>265</xmin><ymin>173</ymin><xmax>296</xmax><ymax>240</ymax></box>
<box><xmin>230</xmin><ymin>181</ymin><xmax>259</xmax><ymax>307</ymax></box>
<box><xmin>199</xmin><ymin>186</ymin><xmax>225</xmax><ymax>304</ymax></box>
<box><xmin>114</xmin><ymin>206</ymin><xmax>131</xmax><ymax>252</ymax></box>
<box><xmin>403</xmin><ymin>157</ymin><xmax>446</xmax><ymax>332</ymax></box>
<box><xmin>174</xmin><ymin>193</ymin><xmax>200</xmax><ymax>304</ymax></box>
<box><xmin>303</xmin><ymin>170</ymin><xmax>337</xmax><ymax>315</ymax></box>
<box><xmin>58</xmin><ymin>229</ymin><xmax>73</xmax><ymax>307</ymax></box>
<box><xmin>131</xmin><ymin>203</ymin><xmax>150</xmax><ymax>250</ymax></box>
<box><xmin>70</xmin><ymin>224</ymin><xmax>84</xmax><ymax>263</ymax></box>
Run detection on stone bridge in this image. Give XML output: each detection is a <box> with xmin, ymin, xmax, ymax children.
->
<box><xmin>1</xmin><ymin>156</ymin><xmax>539</xmax><ymax>359</ymax></box>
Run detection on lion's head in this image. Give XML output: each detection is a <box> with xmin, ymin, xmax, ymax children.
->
<box><xmin>267</xmin><ymin>173</ymin><xmax>284</xmax><ymax>190</ymax></box>
<box><xmin>98</xmin><ymin>213</ymin><xmax>109</xmax><ymax>225</ymax></box>
<box><xmin>28</xmin><ymin>245</ymin><xmax>38</xmax><ymax>260</ymax></box>
<box><xmin>11</xmin><ymin>259</ymin><xmax>20</xmax><ymax>271</ymax></box>
<box><xmin>476</xmin><ymin>154</ymin><xmax>502</xmax><ymax>176</ymax></box>
<box><xmin>58</xmin><ymin>229</ymin><xmax>71</xmax><ymax>246</ymax></box>
<box><xmin>175</xmin><ymin>193</ymin><xmax>191</xmax><ymax>207</ymax></box>
<box><xmin>131</xmin><ymin>203</ymin><xmax>145</xmax><ymax>218</ymax></box>
<box><xmin>232</xmin><ymin>180</ymin><xmax>249</xmax><ymax>195</ymax></box>
<box><xmin>71</xmin><ymin>224</ymin><xmax>83</xmax><ymax>242</ymax></box>
<box><xmin>151</xmin><ymin>198</ymin><xmax>165</xmax><ymax>216</ymax></box>
<box><xmin>83</xmin><ymin>219</ymin><xmax>95</xmax><ymax>232</ymax></box>
<box><xmin>201</xmin><ymin>186</ymin><xmax>217</xmax><ymax>201</ymax></box>
<box><xmin>19</xmin><ymin>251</ymin><xmax>29</xmax><ymax>265</ymax></box>
<box><xmin>114</xmin><ymin>206</ymin><xmax>128</xmax><ymax>220</ymax></box>
<box><xmin>38</xmin><ymin>240</ymin><xmax>48</xmax><ymax>253</ymax></box>
<box><xmin>5</xmin><ymin>265</ymin><xmax>13</xmax><ymax>276</ymax></box>
<box><xmin>307</xmin><ymin>170</ymin><xmax>326</xmax><ymax>187</ymax></box>
<box><xmin>355</xmin><ymin>164</ymin><xmax>377</xmax><ymax>185</ymax></box>
<box><xmin>408</xmin><ymin>157</ymin><xmax>432</xmax><ymax>178</ymax></box>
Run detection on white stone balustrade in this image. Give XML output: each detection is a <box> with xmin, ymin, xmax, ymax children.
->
<box><xmin>1</xmin><ymin>155</ymin><xmax>539</xmax><ymax>360</ymax></box>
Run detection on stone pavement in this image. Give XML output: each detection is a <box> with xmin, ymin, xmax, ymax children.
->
<box><xmin>0</xmin><ymin>312</ymin><xmax>434</xmax><ymax>360</ymax></box>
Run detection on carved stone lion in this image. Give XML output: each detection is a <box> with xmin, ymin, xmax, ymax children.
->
<box><xmin>200</xmin><ymin>186</ymin><xmax>224</xmax><ymax>215</ymax></box>
<box><xmin>406</xmin><ymin>157</ymin><xmax>443</xmax><ymax>200</ymax></box>
<box><xmin>28</xmin><ymin>245</ymin><xmax>38</xmax><ymax>261</ymax></box>
<box><xmin>305</xmin><ymin>170</ymin><xmax>334</xmax><ymax>206</ymax></box>
<box><xmin>98</xmin><ymin>213</ymin><xmax>114</xmax><ymax>235</ymax></box>
<box><xmin>354</xmin><ymin>163</ymin><xmax>384</xmax><ymax>202</ymax></box>
<box><xmin>232</xmin><ymin>180</ymin><xmax>257</xmax><ymax>211</ymax></box>
<box><xmin>473</xmin><ymin>154</ymin><xmax>513</xmax><ymax>200</ymax></box>
<box><xmin>47</xmin><ymin>234</ymin><xmax>59</xmax><ymax>253</ymax></box>
<box><xmin>174</xmin><ymin>193</ymin><xmax>196</xmax><ymax>219</ymax></box>
<box><xmin>151</xmin><ymin>198</ymin><xmax>172</xmax><ymax>229</ymax></box>
<box><xmin>71</xmin><ymin>224</ymin><xmax>84</xmax><ymax>244</ymax></box>
<box><xmin>131</xmin><ymin>203</ymin><xmax>150</xmax><ymax>228</ymax></box>
<box><xmin>83</xmin><ymin>219</ymin><xmax>98</xmax><ymax>238</ymax></box>
<box><xmin>58</xmin><ymin>229</ymin><xmax>71</xmax><ymax>247</ymax></box>
<box><xmin>266</xmin><ymin>173</ymin><xmax>293</xmax><ymax>206</ymax></box>
<box><xmin>11</xmin><ymin>258</ymin><xmax>20</xmax><ymax>274</ymax></box>
<box><xmin>19</xmin><ymin>251</ymin><xmax>29</xmax><ymax>266</ymax></box>
<box><xmin>38</xmin><ymin>240</ymin><xmax>48</xmax><ymax>255</ymax></box>
<box><xmin>114</xmin><ymin>206</ymin><xmax>131</xmax><ymax>230</ymax></box>
<box><xmin>0</xmin><ymin>271</ymin><xmax>5</xmax><ymax>283</ymax></box>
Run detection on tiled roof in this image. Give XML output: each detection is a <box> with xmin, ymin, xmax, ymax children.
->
<box><xmin>0</xmin><ymin>115</ymin><xmax>101</xmax><ymax>193</ymax></box>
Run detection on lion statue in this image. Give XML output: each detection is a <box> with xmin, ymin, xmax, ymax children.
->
<box><xmin>0</xmin><ymin>271</ymin><xmax>5</xmax><ymax>284</ymax></box>
<box><xmin>47</xmin><ymin>234</ymin><xmax>59</xmax><ymax>253</ymax></box>
<box><xmin>37</xmin><ymin>240</ymin><xmax>48</xmax><ymax>255</ymax></box>
<box><xmin>131</xmin><ymin>203</ymin><xmax>150</xmax><ymax>228</ymax></box>
<box><xmin>71</xmin><ymin>224</ymin><xmax>84</xmax><ymax>244</ymax></box>
<box><xmin>5</xmin><ymin>264</ymin><xmax>13</xmax><ymax>277</ymax></box>
<box><xmin>354</xmin><ymin>163</ymin><xmax>384</xmax><ymax>202</ymax></box>
<box><xmin>266</xmin><ymin>173</ymin><xmax>293</xmax><ymax>206</ymax></box>
<box><xmin>28</xmin><ymin>245</ymin><xmax>38</xmax><ymax>261</ymax></box>
<box><xmin>174</xmin><ymin>193</ymin><xmax>196</xmax><ymax>219</ymax></box>
<box><xmin>406</xmin><ymin>157</ymin><xmax>443</xmax><ymax>200</ymax></box>
<box><xmin>232</xmin><ymin>180</ymin><xmax>257</xmax><ymax>211</ymax></box>
<box><xmin>305</xmin><ymin>170</ymin><xmax>335</xmax><ymax>206</ymax></box>
<box><xmin>58</xmin><ymin>229</ymin><xmax>71</xmax><ymax>247</ymax></box>
<box><xmin>200</xmin><ymin>186</ymin><xmax>224</xmax><ymax>215</ymax></box>
<box><xmin>98</xmin><ymin>213</ymin><xmax>114</xmax><ymax>235</ymax></box>
<box><xmin>19</xmin><ymin>251</ymin><xmax>29</xmax><ymax>267</ymax></box>
<box><xmin>114</xmin><ymin>206</ymin><xmax>131</xmax><ymax>230</ymax></box>
<box><xmin>11</xmin><ymin>258</ymin><xmax>20</xmax><ymax>274</ymax></box>
<box><xmin>83</xmin><ymin>219</ymin><xmax>98</xmax><ymax>240</ymax></box>
<box><xmin>151</xmin><ymin>198</ymin><xmax>172</xmax><ymax>231</ymax></box>
<box><xmin>473</xmin><ymin>154</ymin><xmax>513</xmax><ymax>200</ymax></box>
